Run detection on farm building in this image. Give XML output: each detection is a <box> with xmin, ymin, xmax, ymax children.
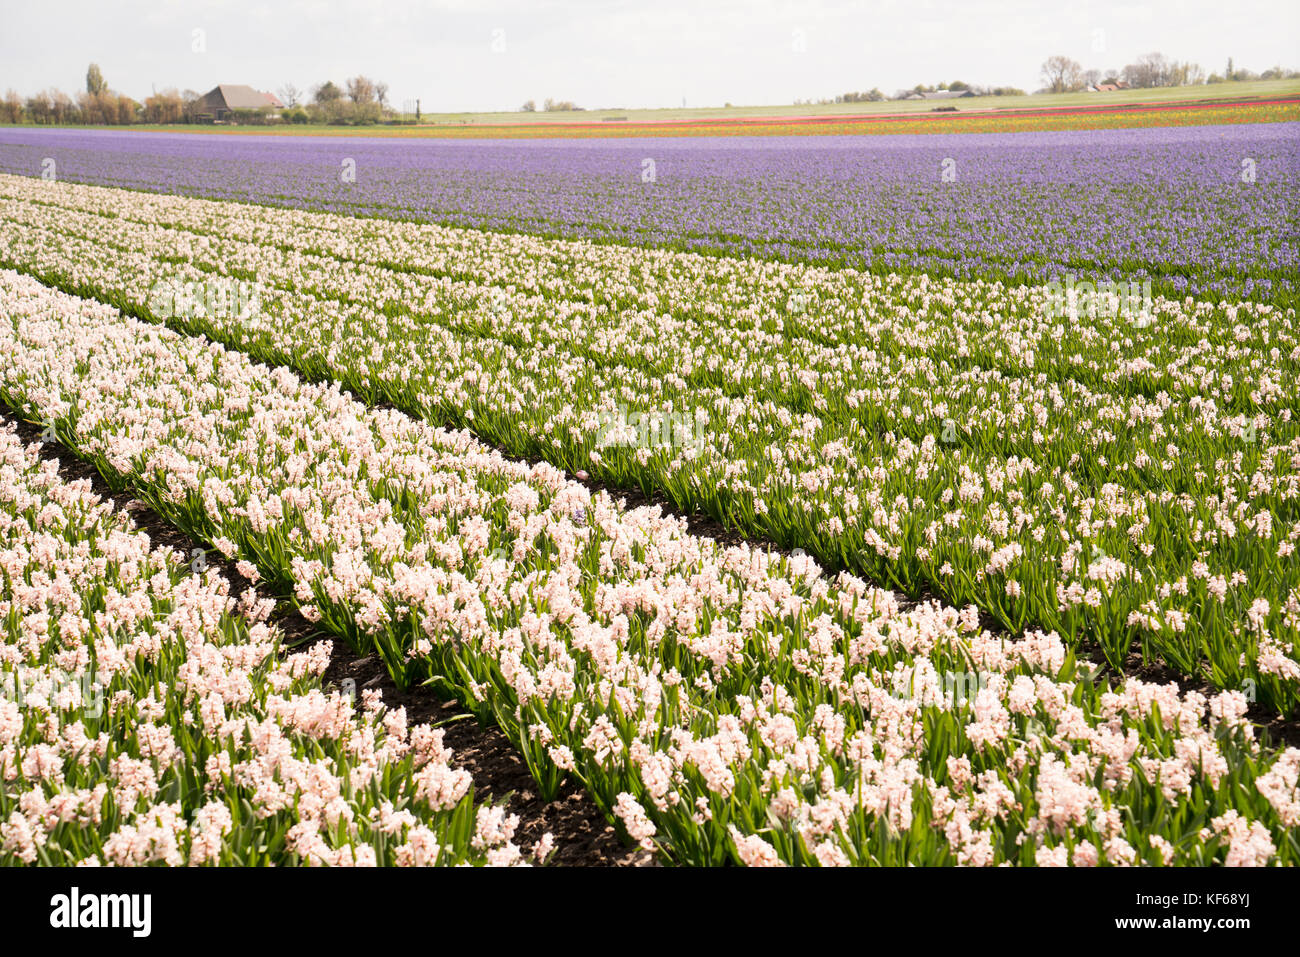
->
<box><xmin>902</xmin><ymin>89</ymin><xmax>977</xmax><ymax>101</ymax></box>
<box><xmin>195</xmin><ymin>84</ymin><xmax>284</xmax><ymax>121</ymax></box>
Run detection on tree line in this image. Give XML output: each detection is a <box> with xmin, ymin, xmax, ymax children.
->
<box><xmin>294</xmin><ymin>77</ymin><xmax>390</xmax><ymax>124</ymax></box>
<box><xmin>519</xmin><ymin>99</ymin><xmax>583</xmax><ymax>112</ymax></box>
<box><xmin>798</xmin><ymin>54</ymin><xmax>1296</xmax><ymax>109</ymax></box>
<box><xmin>0</xmin><ymin>64</ymin><xmax>396</xmax><ymax>126</ymax></box>
<box><xmin>1040</xmin><ymin>52</ymin><xmax>1299</xmax><ymax>94</ymax></box>
<box><xmin>794</xmin><ymin>82</ymin><xmax>1025</xmax><ymax>107</ymax></box>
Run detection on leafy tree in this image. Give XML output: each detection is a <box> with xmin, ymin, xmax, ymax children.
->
<box><xmin>311</xmin><ymin>81</ymin><xmax>347</xmax><ymax>122</ymax></box>
<box><xmin>312</xmin><ymin>81</ymin><xmax>343</xmax><ymax>104</ymax></box>
<box><xmin>86</xmin><ymin>63</ymin><xmax>107</xmax><ymax>96</ymax></box>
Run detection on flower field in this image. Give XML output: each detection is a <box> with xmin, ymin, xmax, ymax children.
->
<box><xmin>0</xmin><ymin>266</ymin><xmax>1297</xmax><ymax>867</ymax></box>
<box><xmin>1</xmin><ymin>123</ymin><xmax>1296</xmax><ymax>301</ymax></box>
<box><xmin>2</xmin><ymin>171</ymin><xmax>1299</xmax><ymax>712</ymax></box>
<box><xmin>0</xmin><ymin>413</ymin><xmax>531</xmax><ymax>866</ymax></box>
<box><xmin>0</xmin><ymin>116</ymin><xmax>1298</xmax><ymax>867</ymax></box>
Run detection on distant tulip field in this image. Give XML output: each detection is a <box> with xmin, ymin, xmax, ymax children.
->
<box><xmin>0</xmin><ymin>116</ymin><xmax>1297</xmax><ymax>867</ymax></box>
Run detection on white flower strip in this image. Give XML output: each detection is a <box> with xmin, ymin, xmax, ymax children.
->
<box><xmin>2</xmin><ymin>174</ymin><xmax>1296</xmax><ymax>716</ymax></box>
<box><xmin>1</xmin><ymin>269</ymin><xmax>1296</xmax><ymax>866</ymax></box>
<box><xmin>0</xmin><ymin>418</ymin><xmax>535</xmax><ymax>866</ymax></box>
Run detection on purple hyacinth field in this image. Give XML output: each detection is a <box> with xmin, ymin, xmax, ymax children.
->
<box><xmin>1</xmin><ymin>122</ymin><xmax>1297</xmax><ymax>298</ymax></box>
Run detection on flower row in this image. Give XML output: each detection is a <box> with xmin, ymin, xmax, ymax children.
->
<box><xmin>2</xmin><ymin>175</ymin><xmax>1296</xmax><ymax>714</ymax></box>
<box><xmin>0</xmin><ymin>415</ymin><xmax>537</xmax><ymax>866</ymax></box>
<box><xmin>2</xmin><ymin>268</ymin><xmax>1296</xmax><ymax>865</ymax></box>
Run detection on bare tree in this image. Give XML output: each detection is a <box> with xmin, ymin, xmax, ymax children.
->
<box><xmin>25</xmin><ymin>90</ymin><xmax>52</xmax><ymax>124</ymax></box>
<box><xmin>1040</xmin><ymin>55</ymin><xmax>1084</xmax><ymax>93</ymax></box>
<box><xmin>181</xmin><ymin>89</ymin><xmax>202</xmax><ymax>123</ymax></box>
<box><xmin>1123</xmin><ymin>52</ymin><xmax>1173</xmax><ymax>88</ymax></box>
<box><xmin>345</xmin><ymin>75</ymin><xmax>376</xmax><ymax>105</ymax></box>
<box><xmin>1</xmin><ymin>89</ymin><xmax>22</xmax><ymax>124</ymax></box>
<box><xmin>50</xmin><ymin>89</ymin><xmax>76</xmax><ymax>124</ymax></box>
<box><xmin>277</xmin><ymin>83</ymin><xmax>301</xmax><ymax>108</ymax></box>
<box><xmin>1122</xmin><ymin>53</ymin><xmax>1156</xmax><ymax>88</ymax></box>
<box><xmin>144</xmin><ymin>88</ymin><xmax>184</xmax><ymax>124</ymax></box>
<box><xmin>114</xmin><ymin>93</ymin><xmax>137</xmax><ymax>124</ymax></box>
<box><xmin>77</xmin><ymin>90</ymin><xmax>109</xmax><ymax>124</ymax></box>
<box><xmin>343</xmin><ymin>76</ymin><xmax>381</xmax><ymax>122</ymax></box>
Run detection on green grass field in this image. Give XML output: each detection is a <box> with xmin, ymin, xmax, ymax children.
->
<box><xmin>402</xmin><ymin>78</ymin><xmax>1300</xmax><ymax>126</ymax></box>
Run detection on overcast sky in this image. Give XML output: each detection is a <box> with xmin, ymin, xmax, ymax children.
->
<box><xmin>3</xmin><ymin>0</ymin><xmax>1297</xmax><ymax>112</ymax></box>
